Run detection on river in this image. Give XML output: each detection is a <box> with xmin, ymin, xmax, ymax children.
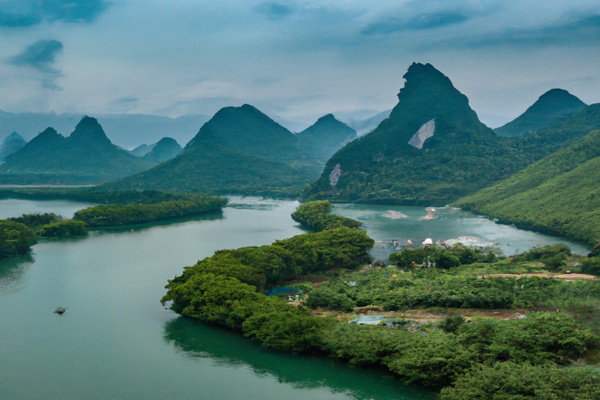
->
<box><xmin>0</xmin><ymin>197</ymin><xmax>590</xmax><ymax>399</ymax></box>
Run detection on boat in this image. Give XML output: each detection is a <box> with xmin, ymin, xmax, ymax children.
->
<box><xmin>54</xmin><ymin>307</ymin><xmax>67</xmax><ymax>314</ymax></box>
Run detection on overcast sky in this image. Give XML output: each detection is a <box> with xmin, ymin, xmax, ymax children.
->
<box><xmin>1</xmin><ymin>0</ymin><xmax>599</xmax><ymax>128</ymax></box>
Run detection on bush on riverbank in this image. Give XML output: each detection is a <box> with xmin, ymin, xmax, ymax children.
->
<box><xmin>36</xmin><ymin>220</ymin><xmax>88</xmax><ymax>237</ymax></box>
<box><xmin>291</xmin><ymin>200</ymin><xmax>362</xmax><ymax>231</ymax></box>
<box><xmin>0</xmin><ymin>220</ymin><xmax>37</xmax><ymax>259</ymax></box>
<box><xmin>440</xmin><ymin>362</ymin><xmax>600</xmax><ymax>399</ymax></box>
<box><xmin>1</xmin><ymin>192</ymin><xmax>228</xmax><ymax>259</ymax></box>
<box><xmin>73</xmin><ymin>195</ymin><xmax>226</xmax><ymax>227</ymax></box>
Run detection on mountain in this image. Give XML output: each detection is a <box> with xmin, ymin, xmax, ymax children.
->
<box><xmin>0</xmin><ymin>132</ymin><xmax>27</xmax><ymax>161</ymax></box>
<box><xmin>454</xmin><ymin>128</ymin><xmax>600</xmax><ymax>245</ymax></box>
<box><xmin>295</xmin><ymin>114</ymin><xmax>357</xmax><ymax>161</ymax></box>
<box><xmin>129</xmin><ymin>143</ymin><xmax>155</xmax><ymax>157</ymax></box>
<box><xmin>102</xmin><ymin>105</ymin><xmax>319</xmax><ymax>196</ymax></box>
<box><xmin>0</xmin><ymin>110</ymin><xmax>209</xmax><ymax>149</ymax></box>
<box><xmin>185</xmin><ymin>104</ymin><xmax>299</xmax><ymax>161</ymax></box>
<box><xmin>344</xmin><ymin>109</ymin><xmax>392</xmax><ymax>136</ymax></box>
<box><xmin>142</xmin><ymin>137</ymin><xmax>182</xmax><ymax>163</ymax></box>
<box><xmin>0</xmin><ymin>116</ymin><xmax>155</xmax><ymax>184</ymax></box>
<box><xmin>302</xmin><ymin>63</ymin><xmax>534</xmax><ymax>205</ymax></box>
<box><xmin>513</xmin><ymin>104</ymin><xmax>600</xmax><ymax>158</ymax></box>
<box><xmin>104</xmin><ymin>139</ymin><xmax>310</xmax><ymax>196</ymax></box>
<box><xmin>495</xmin><ymin>89</ymin><xmax>587</xmax><ymax>137</ymax></box>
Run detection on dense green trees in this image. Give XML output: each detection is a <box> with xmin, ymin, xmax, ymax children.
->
<box><xmin>0</xmin><ymin>192</ymin><xmax>227</xmax><ymax>260</ymax></box>
<box><xmin>441</xmin><ymin>362</ymin><xmax>600</xmax><ymax>399</ymax></box>
<box><xmin>319</xmin><ymin>312</ymin><xmax>596</xmax><ymax>391</ymax></box>
<box><xmin>388</xmin><ymin>244</ymin><xmax>496</xmax><ymax>268</ymax></box>
<box><xmin>162</xmin><ymin>201</ymin><xmax>373</xmax><ymax>352</ymax></box>
<box><xmin>0</xmin><ymin>220</ymin><xmax>37</xmax><ymax>259</ymax></box>
<box><xmin>511</xmin><ymin>244</ymin><xmax>571</xmax><ymax>271</ymax></box>
<box><xmin>0</xmin><ymin>188</ymin><xmax>210</xmax><ymax>206</ymax></box>
<box><xmin>73</xmin><ymin>196</ymin><xmax>226</xmax><ymax>227</ymax></box>
<box><xmin>305</xmin><ymin>259</ymin><xmax>600</xmax><ymax>313</ymax></box>
<box><xmin>291</xmin><ymin>200</ymin><xmax>362</xmax><ymax>231</ymax></box>
<box><xmin>581</xmin><ymin>246</ymin><xmax>600</xmax><ymax>275</ymax></box>
<box><xmin>273</xmin><ymin>227</ymin><xmax>374</xmax><ymax>273</ymax></box>
<box><xmin>454</xmin><ymin>129</ymin><xmax>600</xmax><ymax>245</ymax></box>
<box><xmin>7</xmin><ymin>212</ymin><xmax>87</xmax><ymax>238</ymax></box>
<box><xmin>36</xmin><ymin>220</ymin><xmax>88</xmax><ymax>237</ymax></box>
<box><xmin>9</xmin><ymin>213</ymin><xmax>61</xmax><ymax>229</ymax></box>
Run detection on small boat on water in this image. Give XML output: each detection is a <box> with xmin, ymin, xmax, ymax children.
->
<box><xmin>54</xmin><ymin>307</ymin><xmax>67</xmax><ymax>314</ymax></box>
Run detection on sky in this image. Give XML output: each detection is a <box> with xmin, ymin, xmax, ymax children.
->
<box><xmin>1</xmin><ymin>0</ymin><xmax>599</xmax><ymax>129</ymax></box>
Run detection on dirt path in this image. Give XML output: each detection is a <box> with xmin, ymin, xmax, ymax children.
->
<box><xmin>480</xmin><ymin>273</ymin><xmax>597</xmax><ymax>280</ymax></box>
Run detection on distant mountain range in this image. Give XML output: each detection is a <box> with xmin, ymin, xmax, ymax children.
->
<box><xmin>296</xmin><ymin>114</ymin><xmax>357</xmax><ymax>161</ymax></box>
<box><xmin>129</xmin><ymin>143</ymin><xmax>155</xmax><ymax>157</ymax></box>
<box><xmin>141</xmin><ymin>137</ymin><xmax>182</xmax><ymax>164</ymax></box>
<box><xmin>343</xmin><ymin>110</ymin><xmax>391</xmax><ymax>136</ymax></box>
<box><xmin>0</xmin><ymin>117</ymin><xmax>155</xmax><ymax>184</ymax></box>
<box><xmin>102</xmin><ymin>105</ymin><xmax>355</xmax><ymax>196</ymax></box>
<box><xmin>0</xmin><ymin>110</ymin><xmax>209</xmax><ymax>150</ymax></box>
<box><xmin>0</xmin><ymin>132</ymin><xmax>27</xmax><ymax>162</ymax></box>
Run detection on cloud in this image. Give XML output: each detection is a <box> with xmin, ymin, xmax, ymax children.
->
<box><xmin>455</xmin><ymin>12</ymin><xmax>600</xmax><ymax>49</ymax></box>
<box><xmin>10</xmin><ymin>39</ymin><xmax>63</xmax><ymax>72</ymax></box>
<box><xmin>0</xmin><ymin>0</ymin><xmax>108</xmax><ymax>28</ymax></box>
<box><xmin>108</xmin><ymin>97</ymin><xmax>140</xmax><ymax>112</ymax></box>
<box><xmin>256</xmin><ymin>2</ymin><xmax>294</xmax><ymax>20</ymax></box>
<box><xmin>9</xmin><ymin>39</ymin><xmax>63</xmax><ymax>90</ymax></box>
<box><xmin>362</xmin><ymin>12</ymin><xmax>470</xmax><ymax>35</ymax></box>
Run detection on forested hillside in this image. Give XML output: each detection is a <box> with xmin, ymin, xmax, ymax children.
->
<box><xmin>104</xmin><ymin>136</ymin><xmax>313</xmax><ymax>197</ymax></box>
<box><xmin>295</xmin><ymin>114</ymin><xmax>356</xmax><ymax>161</ymax></box>
<box><xmin>141</xmin><ymin>137</ymin><xmax>181</xmax><ymax>163</ymax></box>
<box><xmin>103</xmin><ymin>105</ymin><xmax>354</xmax><ymax>196</ymax></box>
<box><xmin>495</xmin><ymin>89</ymin><xmax>587</xmax><ymax>137</ymax></box>
<box><xmin>454</xmin><ymin>129</ymin><xmax>600</xmax><ymax>244</ymax></box>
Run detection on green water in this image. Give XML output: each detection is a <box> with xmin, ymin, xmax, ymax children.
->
<box><xmin>332</xmin><ymin>203</ymin><xmax>590</xmax><ymax>258</ymax></box>
<box><xmin>0</xmin><ymin>198</ymin><xmax>589</xmax><ymax>399</ymax></box>
<box><xmin>0</xmin><ymin>198</ymin><xmax>432</xmax><ymax>400</ymax></box>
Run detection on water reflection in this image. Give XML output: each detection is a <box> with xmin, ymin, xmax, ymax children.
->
<box><xmin>91</xmin><ymin>211</ymin><xmax>225</xmax><ymax>234</ymax></box>
<box><xmin>333</xmin><ymin>204</ymin><xmax>590</xmax><ymax>257</ymax></box>
<box><xmin>163</xmin><ymin>317</ymin><xmax>434</xmax><ymax>400</ymax></box>
<box><xmin>0</xmin><ymin>254</ymin><xmax>34</xmax><ymax>295</ymax></box>
<box><xmin>226</xmin><ymin>196</ymin><xmax>300</xmax><ymax>211</ymax></box>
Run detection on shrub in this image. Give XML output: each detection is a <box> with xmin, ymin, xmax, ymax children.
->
<box><xmin>37</xmin><ymin>220</ymin><xmax>88</xmax><ymax>237</ymax></box>
<box><xmin>441</xmin><ymin>362</ymin><xmax>600</xmax><ymax>399</ymax></box>
<box><xmin>0</xmin><ymin>220</ymin><xmax>37</xmax><ymax>258</ymax></box>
